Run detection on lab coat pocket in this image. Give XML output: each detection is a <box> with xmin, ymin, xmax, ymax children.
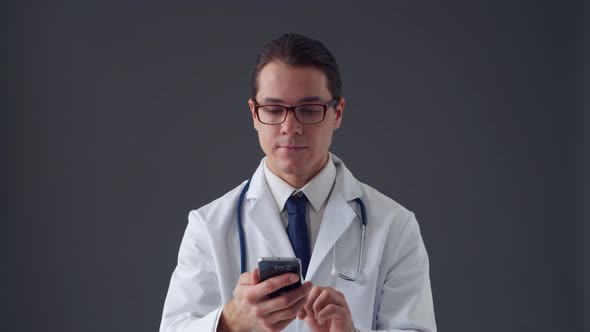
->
<box><xmin>336</xmin><ymin>267</ymin><xmax>378</xmax><ymax>329</ymax></box>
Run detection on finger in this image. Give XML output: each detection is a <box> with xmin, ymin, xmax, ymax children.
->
<box><xmin>301</xmin><ymin>281</ymin><xmax>314</xmax><ymax>292</ymax></box>
<box><xmin>265</xmin><ymin>293</ymin><xmax>308</xmax><ymax>324</ymax></box>
<box><xmin>297</xmin><ymin>282</ymin><xmax>314</xmax><ymax>320</ymax></box>
<box><xmin>252</xmin><ymin>267</ymin><xmax>260</xmax><ymax>284</ymax></box>
<box><xmin>317</xmin><ymin>303</ymin><xmax>347</xmax><ymax>325</ymax></box>
<box><xmin>259</xmin><ymin>280</ymin><xmax>311</xmax><ymax>314</ymax></box>
<box><xmin>298</xmin><ymin>308</ymin><xmax>306</xmax><ymax>320</ymax></box>
<box><xmin>255</xmin><ymin>272</ymin><xmax>300</xmax><ymax>298</ymax></box>
<box><xmin>237</xmin><ymin>269</ymin><xmax>256</xmax><ymax>285</ymax></box>
<box><xmin>311</xmin><ymin>288</ymin><xmax>330</xmax><ymax>319</ymax></box>
<box><xmin>250</xmin><ymin>283</ymin><xmax>311</xmax><ymax>330</ymax></box>
<box><xmin>297</xmin><ymin>282</ymin><xmax>312</xmax><ymax>320</ymax></box>
<box><xmin>233</xmin><ymin>269</ymin><xmax>260</xmax><ymax>300</ymax></box>
<box><xmin>304</xmin><ymin>286</ymin><xmax>324</xmax><ymax>319</ymax></box>
<box><xmin>312</xmin><ymin>288</ymin><xmax>344</xmax><ymax>317</ymax></box>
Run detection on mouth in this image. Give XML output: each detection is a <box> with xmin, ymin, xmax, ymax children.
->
<box><xmin>278</xmin><ymin>145</ymin><xmax>307</xmax><ymax>151</ymax></box>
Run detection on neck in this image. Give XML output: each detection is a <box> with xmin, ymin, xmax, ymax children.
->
<box><xmin>269</xmin><ymin>155</ymin><xmax>329</xmax><ymax>189</ymax></box>
<box><xmin>281</xmin><ymin>174</ymin><xmax>312</xmax><ymax>189</ymax></box>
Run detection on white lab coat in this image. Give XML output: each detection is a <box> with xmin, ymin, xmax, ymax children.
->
<box><xmin>160</xmin><ymin>154</ymin><xmax>436</xmax><ymax>332</ymax></box>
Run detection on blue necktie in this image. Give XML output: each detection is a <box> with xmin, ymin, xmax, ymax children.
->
<box><xmin>286</xmin><ymin>194</ymin><xmax>311</xmax><ymax>279</ymax></box>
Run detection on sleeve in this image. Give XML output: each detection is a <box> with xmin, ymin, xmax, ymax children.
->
<box><xmin>362</xmin><ymin>212</ymin><xmax>437</xmax><ymax>332</ymax></box>
<box><xmin>159</xmin><ymin>210</ymin><xmax>224</xmax><ymax>332</ymax></box>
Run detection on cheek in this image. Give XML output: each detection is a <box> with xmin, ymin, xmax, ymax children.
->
<box><xmin>314</xmin><ymin>127</ymin><xmax>334</xmax><ymax>147</ymax></box>
<box><xmin>257</xmin><ymin>128</ymin><xmax>276</xmax><ymax>150</ymax></box>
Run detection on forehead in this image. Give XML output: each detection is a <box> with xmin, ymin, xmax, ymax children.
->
<box><xmin>256</xmin><ymin>62</ymin><xmax>330</xmax><ymax>103</ymax></box>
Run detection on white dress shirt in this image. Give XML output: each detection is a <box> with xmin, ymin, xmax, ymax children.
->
<box><xmin>263</xmin><ymin>155</ymin><xmax>336</xmax><ymax>252</ymax></box>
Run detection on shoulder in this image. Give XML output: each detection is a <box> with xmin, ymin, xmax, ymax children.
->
<box><xmin>358</xmin><ymin>182</ymin><xmax>417</xmax><ymax>243</ymax></box>
<box><xmin>358</xmin><ymin>181</ymin><xmax>413</xmax><ymax>223</ymax></box>
<box><xmin>332</xmin><ymin>153</ymin><xmax>415</xmax><ymax>228</ymax></box>
<box><xmin>350</xmin><ymin>179</ymin><xmax>428</xmax><ymax>275</ymax></box>
<box><xmin>357</xmin><ymin>181</ymin><xmax>427</xmax><ymax>268</ymax></box>
<box><xmin>188</xmin><ymin>180</ymin><xmax>249</xmax><ymax>226</ymax></box>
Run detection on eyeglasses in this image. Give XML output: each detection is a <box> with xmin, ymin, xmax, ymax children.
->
<box><xmin>254</xmin><ymin>99</ymin><xmax>339</xmax><ymax>125</ymax></box>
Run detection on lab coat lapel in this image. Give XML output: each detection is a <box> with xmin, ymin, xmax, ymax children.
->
<box><xmin>306</xmin><ymin>154</ymin><xmax>364</xmax><ymax>281</ymax></box>
<box><xmin>246</xmin><ymin>161</ymin><xmax>295</xmax><ymax>258</ymax></box>
<box><xmin>306</xmin><ymin>190</ymin><xmax>357</xmax><ymax>280</ymax></box>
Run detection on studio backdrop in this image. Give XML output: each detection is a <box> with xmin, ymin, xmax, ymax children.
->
<box><xmin>1</xmin><ymin>1</ymin><xmax>588</xmax><ymax>331</ymax></box>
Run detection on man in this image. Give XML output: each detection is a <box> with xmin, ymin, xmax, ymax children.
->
<box><xmin>160</xmin><ymin>33</ymin><xmax>436</xmax><ymax>332</ymax></box>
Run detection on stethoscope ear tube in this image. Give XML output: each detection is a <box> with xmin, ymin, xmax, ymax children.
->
<box><xmin>237</xmin><ymin>179</ymin><xmax>251</xmax><ymax>274</ymax></box>
<box><xmin>354</xmin><ymin>197</ymin><xmax>367</xmax><ymax>228</ymax></box>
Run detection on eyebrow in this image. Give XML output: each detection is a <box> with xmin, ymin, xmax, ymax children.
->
<box><xmin>261</xmin><ymin>96</ymin><xmax>324</xmax><ymax>104</ymax></box>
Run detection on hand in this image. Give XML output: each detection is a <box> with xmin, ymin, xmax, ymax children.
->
<box><xmin>218</xmin><ymin>268</ymin><xmax>313</xmax><ymax>332</ymax></box>
<box><xmin>298</xmin><ymin>286</ymin><xmax>355</xmax><ymax>332</ymax></box>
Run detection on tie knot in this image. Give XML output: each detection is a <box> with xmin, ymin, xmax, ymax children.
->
<box><xmin>285</xmin><ymin>194</ymin><xmax>307</xmax><ymax>215</ymax></box>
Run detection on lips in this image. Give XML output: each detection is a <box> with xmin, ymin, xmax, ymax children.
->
<box><xmin>278</xmin><ymin>145</ymin><xmax>306</xmax><ymax>151</ymax></box>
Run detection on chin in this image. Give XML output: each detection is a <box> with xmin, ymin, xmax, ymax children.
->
<box><xmin>276</xmin><ymin>159</ymin><xmax>307</xmax><ymax>176</ymax></box>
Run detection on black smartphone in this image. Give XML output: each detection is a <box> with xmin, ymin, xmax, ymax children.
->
<box><xmin>257</xmin><ymin>257</ymin><xmax>302</xmax><ymax>298</ymax></box>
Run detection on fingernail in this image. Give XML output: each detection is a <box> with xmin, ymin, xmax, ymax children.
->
<box><xmin>289</xmin><ymin>274</ymin><xmax>299</xmax><ymax>282</ymax></box>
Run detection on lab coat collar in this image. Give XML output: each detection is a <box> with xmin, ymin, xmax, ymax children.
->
<box><xmin>300</xmin><ymin>156</ymin><xmax>336</xmax><ymax>212</ymax></box>
<box><xmin>262</xmin><ymin>155</ymin><xmax>337</xmax><ymax>213</ymax></box>
<box><xmin>329</xmin><ymin>153</ymin><xmax>363</xmax><ymax>202</ymax></box>
<box><xmin>245</xmin><ymin>158</ymin><xmax>267</xmax><ymax>200</ymax></box>
<box><xmin>246</xmin><ymin>153</ymin><xmax>362</xmax><ymax>203</ymax></box>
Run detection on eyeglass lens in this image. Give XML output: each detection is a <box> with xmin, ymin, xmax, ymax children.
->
<box><xmin>258</xmin><ymin>104</ymin><xmax>325</xmax><ymax>124</ymax></box>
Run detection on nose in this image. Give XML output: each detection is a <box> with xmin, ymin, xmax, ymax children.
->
<box><xmin>280</xmin><ymin>110</ymin><xmax>303</xmax><ymax>135</ymax></box>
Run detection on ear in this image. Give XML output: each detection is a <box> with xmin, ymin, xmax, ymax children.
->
<box><xmin>333</xmin><ymin>97</ymin><xmax>345</xmax><ymax>129</ymax></box>
<box><xmin>248</xmin><ymin>99</ymin><xmax>259</xmax><ymax>131</ymax></box>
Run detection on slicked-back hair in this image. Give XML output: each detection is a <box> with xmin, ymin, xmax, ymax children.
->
<box><xmin>251</xmin><ymin>33</ymin><xmax>342</xmax><ymax>100</ymax></box>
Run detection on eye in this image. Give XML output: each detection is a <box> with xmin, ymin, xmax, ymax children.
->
<box><xmin>260</xmin><ymin>106</ymin><xmax>285</xmax><ymax>115</ymax></box>
<box><xmin>297</xmin><ymin>105</ymin><xmax>323</xmax><ymax>115</ymax></box>
<box><xmin>300</xmin><ymin>109</ymin><xmax>317</xmax><ymax>115</ymax></box>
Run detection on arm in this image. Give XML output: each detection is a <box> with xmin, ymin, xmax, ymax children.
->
<box><xmin>159</xmin><ymin>210</ymin><xmax>223</xmax><ymax>332</ymax></box>
<box><xmin>300</xmin><ymin>212</ymin><xmax>436</xmax><ymax>332</ymax></box>
<box><xmin>160</xmin><ymin>210</ymin><xmax>313</xmax><ymax>332</ymax></box>
<box><xmin>369</xmin><ymin>212</ymin><xmax>437</xmax><ymax>332</ymax></box>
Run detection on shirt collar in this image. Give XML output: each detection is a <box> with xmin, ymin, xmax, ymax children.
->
<box><xmin>263</xmin><ymin>155</ymin><xmax>337</xmax><ymax>213</ymax></box>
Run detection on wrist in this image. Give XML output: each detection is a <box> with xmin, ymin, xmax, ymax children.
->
<box><xmin>217</xmin><ymin>301</ymin><xmax>246</xmax><ymax>332</ymax></box>
<box><xmin>217</xmin><ymin>302</ymin><xmax>234</xmax><ymax>332</ymax></box>
<box><xmin>216</xmin><ymin>307</ymin><xmax>230</xmax><ymax>332</ymax></box>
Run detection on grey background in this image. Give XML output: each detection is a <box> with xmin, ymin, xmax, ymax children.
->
<box><xmin>1</xmin><ymin>1</ymin><xmax>588</xmax><ymax>331</ymax></box>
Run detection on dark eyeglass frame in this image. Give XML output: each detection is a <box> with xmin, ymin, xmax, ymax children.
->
<box><xmin>253</xmin><ymin>98</ymin><xmax>339</xmax><ymax>125</ymax></box>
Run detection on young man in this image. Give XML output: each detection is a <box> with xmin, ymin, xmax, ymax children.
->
<box><xmin>160</xmin><ymin>33</ymin><xmax>436</xmax><ymax>332</ymax></box>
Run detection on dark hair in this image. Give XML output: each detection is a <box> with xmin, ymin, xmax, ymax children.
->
<box><xmin>251</xmin><ymin>33</ymin><xmax>342</xmax><ymax>100</ymax></box>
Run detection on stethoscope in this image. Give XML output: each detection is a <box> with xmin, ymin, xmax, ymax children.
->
<box><xmin>237</xmin><ymin>178</ymin><xmax>367</xmax><ymax>281</ymax></box>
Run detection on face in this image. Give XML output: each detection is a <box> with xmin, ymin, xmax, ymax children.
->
<box><xmin>249</xmin><ymin>61</ymin><xmax>345</xmax><ymax>187</ymax></box>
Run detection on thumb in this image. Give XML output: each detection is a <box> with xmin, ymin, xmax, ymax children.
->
<box><xmin>237</xmin><ymin>268</ymin><xmax>259</xmax><ymax>285</ymax></box>
<box><xmin>252</xmin><ymin>267</ymin><xmax>260</xmax><ymax>284</ymax></box>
